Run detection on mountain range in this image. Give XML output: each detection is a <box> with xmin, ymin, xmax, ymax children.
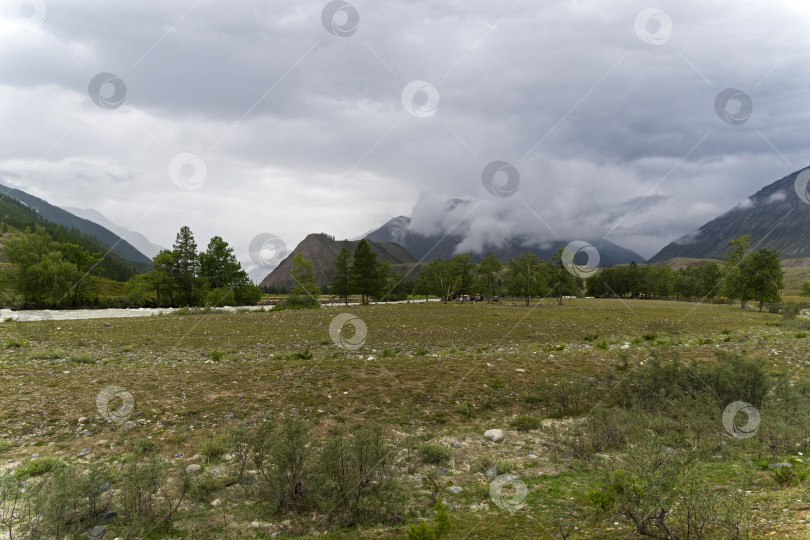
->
<box><xmin>0</xmin><ymin>184</ymin><xmax>152</xmax><ymax>265</ymax></box>
<box><xmin>365</xmin><ymin>214</ymin><xmax>647</xmax><ymax>266</ymax></box>
<box><xmin>62</xmin><ymin>207</ymin><xmax>165</xmax><ymax>259</ymax></box>
<box><xmin>4</xmin><ymin>164</ymin><xmax>810</xmax><ymax>287</ymax></box>
<box><xmin>649</xmin><ymin>166</ymin><xmax>810</xmax><ymax>262</ymax></box>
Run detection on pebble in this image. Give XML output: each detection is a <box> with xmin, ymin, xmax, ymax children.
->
<box><xmin>186</xmin><ymin>464</ymin><xmax>202</xmax><ymax>474</ymax></box>
<box><xmin>77</xmin><ymin>447</ymin><xmax>91</xmax><ymax>458</ymax></box>
<box><xmin>447</xmin><ymin>486</ymin><xmax>463</xmax><ymax>494</ymax></box>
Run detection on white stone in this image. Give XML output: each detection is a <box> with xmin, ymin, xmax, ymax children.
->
<box><xmin>484</xmin><ymin>429</ymin><xmax>504</xmax><ymax>442</ymax></box>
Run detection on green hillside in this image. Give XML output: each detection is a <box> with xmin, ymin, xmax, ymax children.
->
<box><xmin>0</xmin><ymin>194</ymin><xmax>148</xmax><ymax>282</ymax></box>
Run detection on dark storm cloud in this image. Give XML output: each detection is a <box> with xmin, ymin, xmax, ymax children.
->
<box><xmin>1</xmin><ymin>0</ymin><xmax>809</xmax><ymax>266</ymax></box>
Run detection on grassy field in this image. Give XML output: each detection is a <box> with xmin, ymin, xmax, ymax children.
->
<box><xmin>1</xmin><ymin>299</ymin><xmax>809</xmax><ymax>538</ymax></box>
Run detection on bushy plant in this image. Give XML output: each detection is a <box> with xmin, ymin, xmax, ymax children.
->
<box><xmin>318</xmin><ymin>424</ymin><xmax>399</xmax><ymax>525</ymax></box>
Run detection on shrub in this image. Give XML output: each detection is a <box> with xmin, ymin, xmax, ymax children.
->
<box><xmin>252</xmin><ymin>417</ymin><xmax>313</xmax><ymax>512</ymax></box>
<box><xmin>419</xmin><ymin>444</ymin><xmax>451</xmax><ymax>466</ymax></box>
<box><xmin>209</xmin><ymin>350</ymin><xmax>224</xmax><ymax>361</ymax></box>
<box><xmin>273</xmin><ymin>294</ymin><xmax>320</xmax><ymax>311</ymax></box>
<box><xmin>584</xmin><ymin>333</ymin><xmax>599</xmax><ymax>342</ymax></box>
<box><xmin>456</xmin><ymin>401</ymin><xmax>474</xmax><ymax>417</ymax></box>
<box><xmin>318</xmin><ymin>424</ymin><xmax>399</xmax><ymax>525</ymax></box>
<box><xmin>407</xmin><ymin>500</ymin><xmax>451</xmax><ymax>540</ymax></box>
<box><xmin>510</xmin><ymin>415</ymin><xmax>542</xmax><ymax>432</ymax></box>
<box><xmin>16</xmin><ymin>456</ymin><xmax>58</xmax><ymax>477</ymax></box>
<box><xmin>5</xmin><ymin>337</ymin><xmax>25</xmax><ymax>348</ymax></box>
<box><xmin>198</xmin><ymin>431</ymin><xmax>230</xmax><ymax>461</ymax></box>
<box><xmin>132</xmin><ymin>438</ymin><xmax>159</xmax><ymax>456</ymax></box>
<box><xmin>116</xmin><ymin>455</ymin><xmax>172</xmax><ymax>530</ymax></box>
<box><xmin>206</xmin><ymin>287</ymin><xmax>235</xmax><ymax>307</ymax></box>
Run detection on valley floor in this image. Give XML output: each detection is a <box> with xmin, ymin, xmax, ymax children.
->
<box><xmin>1</xmin><ymin>299</ymin><xmax>809</xmax><ymax>538</ymax></box>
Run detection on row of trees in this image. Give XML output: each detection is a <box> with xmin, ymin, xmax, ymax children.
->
<box><xmin>585</xmin><ymin>262</ymin><xmax>723</xmax><ymax>300</ymax></box>
<box><xmin>413</xmin><ymin>249</ymin><xmax>582</xmax><ymax>306</ymax></box>
<box><xmin>585</xmin><ymin>235</ymin><xmax>784</xmax><ymax>311</ymax></box>
<box><xmin>123</xmin><ymin>226</ymin><xmax>261</xmax><ymax>307</ymax></box>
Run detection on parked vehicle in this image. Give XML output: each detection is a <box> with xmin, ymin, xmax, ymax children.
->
<box><xmin>493</xmin><ymin>295</ymin><xmax>499</xmax><ymax>302</ymax></box>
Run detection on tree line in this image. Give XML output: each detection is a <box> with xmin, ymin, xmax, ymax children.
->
<box><xmin>412</xmin><ymin>249</ymin><xmax>582</xmax><ymax>306</ymax></box>
<box><xmin>586</xmin><ymin>235</ymin><xmax>784</xmax><ymax>311</ymax></box>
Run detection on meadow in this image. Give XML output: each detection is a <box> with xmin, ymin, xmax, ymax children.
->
<box><xmin>1</xmin><ymin>299</ymin><xmax>809</xmax><ymax>538</ymax></box>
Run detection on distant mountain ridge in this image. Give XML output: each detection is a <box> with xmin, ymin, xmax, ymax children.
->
<box><xmin>649</xmin><ymin>166</ymin><xmax>810</xmax><ymax>262</ymax></box>
<box><xmin>260</xmin><ymin>233</ymin><xmax>415</xmax><ymax>289</ymax></box>
<box><xmin>0</xmin><ymin>185</ymin><xmax>152</xmax><ymax>264</ymax></box>
<box><xmin>62</xmin><ymin>206</ymin><xmax>164</xmax><ymax>259</ymax></box>
<box><xmin>365</xmin><ymin>215</ymin><xmax>647</xmax><ymax>266</ymax></box>
<box><xmin>0</xmin><ymin>184</ymin><xmax>152</xmax><ymax>265</ymax></box>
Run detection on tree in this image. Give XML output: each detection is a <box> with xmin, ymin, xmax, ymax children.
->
<box><xmin>741</xmin><ymin>248</ymin><xmax>783</xmax><ymax>312</ymax></box>
<box><xmin>506</xmin><ymin>252</ymin><xmax>546</xmax><ymax>306</ymax></box>
<box><xmin>290</xmin><ymin>253</ymin><xmax>320</xmax><ymax>298</ymax></box>
<box><xmin>802</xmin><ymin>281</ymin><xmax>810</xmax><ymax>297</ymax></box>
<box><xmin>417</xmin><ymin>258</ymin><xmax>464</xmax><ymax>302</ymax></box>
<box><xmin>124</xmin><ymin>273</ymin><xmax>153</xmax><ymax>306</ymax></box>
<box><xmin>722</xmin><ymin>235</ymin><xmax>751</xmax><ymax>308</ymax></box>
<box><xmin>331</xmin><ymin>246</ymin><xmax>352</xmax><ymax>306</ymax></box>
<box><xmin>476</xmin><ymin>252</ymin><xmax>503</xmax><ymax>303</ymax></box>
<box><xmin>547</xmin><ymin>248</ymin><xmax>582</xmax><ymax>305</ymax></box>
<box><xmin>699</xmin><ymin>263</ymin><xmax>723</xmax><ymax>300</ymax></box>
<box><xmin>199</xmin><ymin>236</ymin><xmax>249</xmax><ymax>289</ymax></box>
<box><xmin>151</xmin><ymin>249</ymin><xmax>177</xmax><ymax>306</ymax></box>
<box><xmin>350</xmin><ymin>240</ymin><xmax>382</xmax><ymax>305</ymax></box>
<box><xmin>172</xmin><ymin>226</ymin><xmax>199</xmax><ymax>305</ymax></box>
<box><xmin>3</xmin><ymin>228</ymin><xmax>82</xmax><ymax>307</ymax></box>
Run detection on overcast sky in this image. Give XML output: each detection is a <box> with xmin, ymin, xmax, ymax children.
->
<box><xmin>1</xmin><ymin>0</ymin><xmax>809</xmax><ymax>274</ymax></box>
